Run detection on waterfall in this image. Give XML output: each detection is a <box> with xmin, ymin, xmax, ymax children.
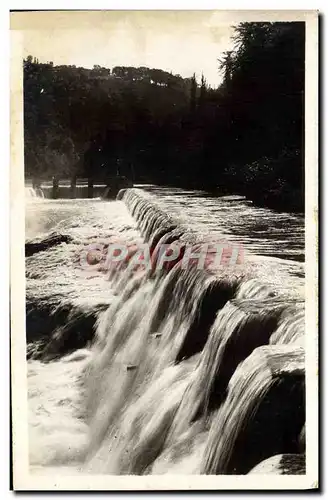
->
<box><xmin>40</xmin><ymin>184</ymin><xmax>108</xmax><ymax>199</ymax></box>
<box><xmin>26</xmin><ymin>187</ymin><xmax>305</xmax><ymax>475</ymax></box>
<box><xmin>200</xmin><ymin>345</ymin><xmax>305</xmax><ymax>474</ymax></box>
<box><xmin>73</xmin><ymin>188</ymin><xmax>305</xmax><ymax>475</ymax></box>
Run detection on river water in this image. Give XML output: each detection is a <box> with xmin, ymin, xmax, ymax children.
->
<box><xmin>25</xmin><ymin>185</ymin><xmax>305</xmax><ymax>476</ymax></box>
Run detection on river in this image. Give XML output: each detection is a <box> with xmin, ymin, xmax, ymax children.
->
<box><xmin>25</xmin><ymin>185</ymin><xmax>305</xmax><ymax>476</ymax></box>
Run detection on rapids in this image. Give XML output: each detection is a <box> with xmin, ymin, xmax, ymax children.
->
<box><xmin>25</xmin><ymin>185</ymin><xmax>305</xmax><ymax>475</ymax></box>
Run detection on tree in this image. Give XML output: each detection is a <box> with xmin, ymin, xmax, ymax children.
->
<box><xmin>190</xmin><ymin>73</ymin><xmax>197</xmax><ymax>112</ymax></box>
<box><xmin>23</xmin><ymin>22</ymin><xmax>305</xmax><ymax>213</ymax></box>
<box><xmin>218</xmin><ymin>51</ymin><xmax>234</xmax><ymax>85</ymax></box>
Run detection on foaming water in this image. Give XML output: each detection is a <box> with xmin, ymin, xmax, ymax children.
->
<box><xmin>26</xmin><ymin>186</ymin><xmax>305</xmax><ymax>476</ymax></box>
<box><xmin>28</xmin><ymin>350</ymin><xmax>90</xmax><ymax>468</ymax></box>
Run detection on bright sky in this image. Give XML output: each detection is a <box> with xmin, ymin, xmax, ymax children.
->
<box><xmin>12</xmin><ymin>11</ymin><xmax>238</xmax><ymax>87</ymax></box>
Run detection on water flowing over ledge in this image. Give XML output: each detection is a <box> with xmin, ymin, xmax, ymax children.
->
<box><xmin>26</xmin><ymin>187</ymin><xmax>305</xmax><ymax>476</ymax></box>
<box><xmin>81</xmin><ymin>188</ymin><xmax>305</xmax><ymax>475</ymax></box>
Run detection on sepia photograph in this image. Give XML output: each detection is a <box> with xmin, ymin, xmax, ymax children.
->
<box><xmin>10</xmin><ymin>8</ymin><xmax>318</xmax><ymax>491</ymax></box>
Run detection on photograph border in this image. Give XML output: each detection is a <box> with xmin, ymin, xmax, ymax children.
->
<box><xmin>10</xmin><ymin>8</ymin><xmax>319</xmax><ymax>491</ymax></box>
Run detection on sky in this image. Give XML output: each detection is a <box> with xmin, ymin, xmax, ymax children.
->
<box><xmin>12</xmin><ymin>11</ymin><xmax>238</xmax><ymax>87</ymax></box>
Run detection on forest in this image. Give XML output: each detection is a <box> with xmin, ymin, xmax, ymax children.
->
<box><xmin>23</xmin><ymin>22</ymin><xmax>305</xmax><ymax>212</ymax></box>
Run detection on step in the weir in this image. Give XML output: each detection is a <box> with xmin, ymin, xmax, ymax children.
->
<box><xmin>169</xmin><ymin>297</ymin><xmax>304</xmax><ymax>435</ymax></box>
<box><xmin>174</xmin><ymin>273</ymin><xmax>241</xmax><ymax>362</ymax></box>
<box><xmin>122</xmin><ymin>188</ymin><xmax>181</xmax><ymax>241</ymax></box>
<box><xmin>270</xmin><ymin>305</ymin><xmax>305</xmax><ymax>345</ymax></box>
<box><xmin>144</xmin><ymin>265</ymin><xmax>240</xmax><ymax>363</ymax></box>
<box><xmin>201</xmin><ymin>345</ymin><xmax>305</xmax><ymax>475</ymax></box>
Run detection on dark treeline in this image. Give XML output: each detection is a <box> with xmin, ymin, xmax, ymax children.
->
<box><xmin>24</xmin><ymin>22</ymin><xmax>305</xmax><ymax>211</ymax></box>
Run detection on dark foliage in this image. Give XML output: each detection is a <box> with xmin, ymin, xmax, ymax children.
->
<box><xmin>24</xmin><ymin>22</ymin><xmax>305</xmax><ymax>211</ymax></box>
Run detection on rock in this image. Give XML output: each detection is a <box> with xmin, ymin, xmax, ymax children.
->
<box><xmin>201</xmin><ymin>345</ymin><xmax>305</xmax><ymax>475</ymax></box>
<box><xmin>25</xmin><ymin>233</ymin><xmax>72</xmax><ymax>257</ymax></box>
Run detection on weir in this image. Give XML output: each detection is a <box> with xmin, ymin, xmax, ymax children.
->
<box><xmin>81</xmin><ymin>188</ymin><xmax>305</xmax><ymax>475</ymax></box>
<box><xmin>25</xmin><ymin>186</ymin><xmax>305</xmax><ymax>475</ymax></box>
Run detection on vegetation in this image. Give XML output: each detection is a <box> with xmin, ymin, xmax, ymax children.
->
<box><xmin>24</xmin><ymin>22</ymin><xmax>305</xmax><ymax>211</ymax></box>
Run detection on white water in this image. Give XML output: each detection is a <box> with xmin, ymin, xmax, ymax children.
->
<box><xmin>25</xmin><ymin>186</ymin><xmax>44</xmax><ymax>199</ymax></box>
<box><xmin>25</xmin><ymin>186</ymin><xmax>305</xmax><ymax>476</ymax></box>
